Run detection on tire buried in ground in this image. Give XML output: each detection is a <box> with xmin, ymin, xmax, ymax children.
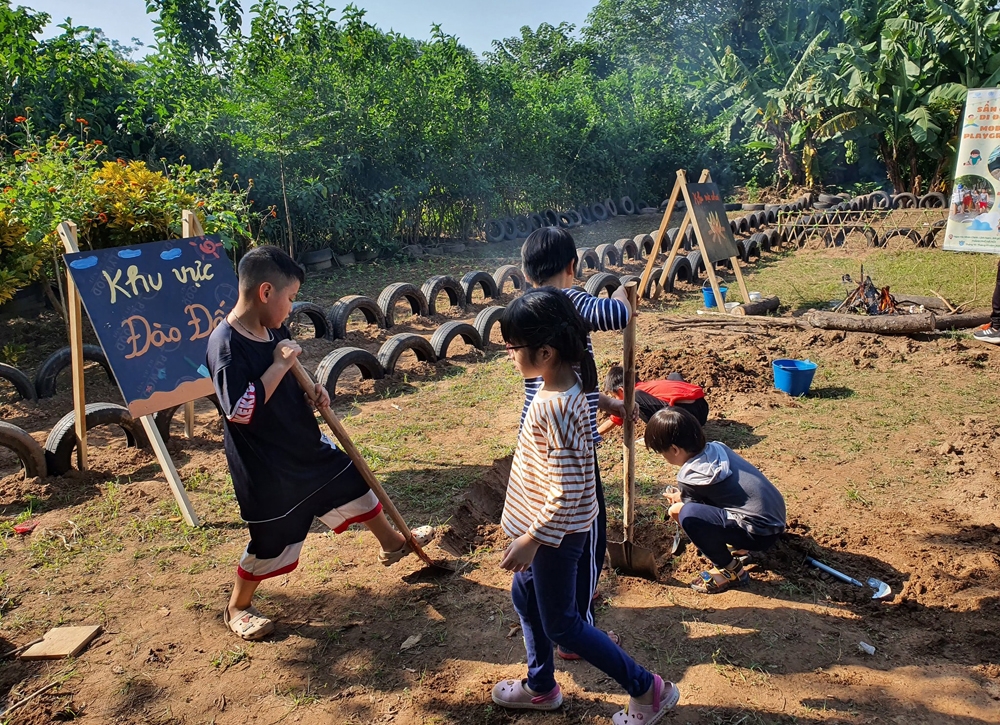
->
<box><xmin>421</xmin><ymin>275</ymin><xmax>466</xmax><ymax>316</ymax></box>
<box><xmin>575</xmin><ymin>248</ymin><xmax>601</xmax><ymax>277</ymax></box>
<box><xmin>0</xmin><ymin>421</ymin><xmax>47</xmax><ymax>478</ymax></box>
<box><xmin>377</xmin><ymin>334</ymin><xmax>436</xmax><ymax>374</ymax></box>
<box><xmin>153</xmin><ymin>394</ymin><xmax>223</xmax><ymax>441</ymax></box>
<box><xmin>0</xmin><ymin>363</ymin><xmax>36</xmax><ymax>401</ymax></box>
<box><xmin>430</xmin><ymin>321</ymin><xmax>483</xmax><ymax>360</ymax></box>
<box><xmin>594</xmin><ymin>243</ymin><xmax>619</xmax><ymax>270</ymax></box>
<box><xmin>614</xmin><ymin>237</ymin><xmax>640</xmax><ymax>262</ymax></box>
<box><xmin>327</xmin><ymin>295</ymin><xmax>386</xmax><ymax>338</ymax></box>
<box><xmin>45</xmin><ymin>403</ymin><xmax>150</xmax><ymax>475</ymax></box>
<box><xmin>474</xmin><ymin>306</ymin><xmax>506</xmax><ymax>348</ymax></box>
<box><xmin>493</xmin><ymin>265</ymin><xmax>525</xmax><ymax>294</ymax></box>
<box><xmin>460</xmin><ymin>271</ymin><xmax>499</xmax><ymax>305</ymax></box>
<box><xmin>35</xmin><ymin>345</ymin><xmax>116</xmax><ymax>399</ymax></box>
<box><xmin>315</xmin><ymin>348</ymin><xmax>385</xmax><ymax>402</ymax></box>
<box><xmin>633</xmin><ymin>233</ymin><xmax>655</xmax><ymax>258</ymax></box>
<box><xmin>378</xmin><ymin>282</ymin><xmax>429</xmax><ymax>327</ymax></box>
<box><xmin>287</xmin><ymin>301</ymin><xmax>330</xmax><ymax>339</ymax></box>
<box><xmin>584</xmin><ymin>272</ymin><xmax>621</xmax><ymax>298</ymax></box>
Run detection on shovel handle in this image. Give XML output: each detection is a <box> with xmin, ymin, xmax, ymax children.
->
<box><xmin>290</xmin><ymin>361</ymin><xmax>434</xmax><ymax>567</ymax></box>
<box><xmin>805</xmin><ymin>557</ymin><xmax>864</xmax><ymax>588</ymax></box>
<box><xmin>621</xmin><ymin>283</ymin><xmax>638</xmax><ymax>541</ymax></box>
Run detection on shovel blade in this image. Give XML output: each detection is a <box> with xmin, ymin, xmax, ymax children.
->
<box><xmin>607</xmin><ymin>540</ymin><xmax>658</xmax><ymax>581</ymax></box>
<box><xmin>867</xmin><ymin>578</ymin><xmax>892</xmax><ymax>600</ymax></box>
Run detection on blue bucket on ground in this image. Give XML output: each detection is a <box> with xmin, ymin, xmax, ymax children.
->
<box><xmin>772</xmin><ymin>359</ymin><xmax>817</xmax><ymax>397</ymax></box>
<box><xmin>701</xmin><ymin>280</ymin><xmax>728</xmax><ymax>308</ymax></box>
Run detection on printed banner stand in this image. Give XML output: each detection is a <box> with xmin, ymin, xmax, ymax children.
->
<box><xmin>944</xmin><ymin>87</ymin><xmax>1000</xmax><ymax>254</ymax></box>
<box><xmin>639</xmin><ymin>169</ymin><xmax>750</xmax><ymax>311</ymax></box>
<box><xmin>58</xmin><ymin>211</ymin><xmax>225</xmax><ymax>526</ymax></box>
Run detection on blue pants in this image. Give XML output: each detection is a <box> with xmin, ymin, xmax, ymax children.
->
<box><xmin>512</xmin><ymin>525</ymin><xmax>654</xmax><ymax>697</ymax></box>
<box><xmin>678</xmin><ymin>503</ymin><xmax>780</xmax><ymax>569</ymax></box>
<box><xmin>573</xmin><ymin>452</ymin><xmax>605</xmax><ymax>623</ymax></box>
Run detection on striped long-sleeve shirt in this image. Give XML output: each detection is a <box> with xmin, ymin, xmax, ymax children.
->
<box><xmin>502</xmin><ymin>383</ymin><xmax>598</xmax><ymax>547</ymax></box>
<box><xmin>520</xmin><ymin>288</ymin><xmax>629</xmax><ymax>447</ymax></box>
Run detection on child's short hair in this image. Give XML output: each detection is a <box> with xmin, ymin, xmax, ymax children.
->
<box><xmin>644</xmin><ymin>407</ymin><xmax>706</xmax><ymax>455</ymax></box>
<box><xmin>238</xmin><ymin>245</ymin><xmax>305</xmax><ymax>294</ymax></box>
<box><xmin>521</xmin><ymin>227</ymin><xmax>576</xmax><ymax>285</ymax></box>
<box><xmin>603</xmin><ymin>365</ymin><xmax>624</xmax><ymax>394</ymax></box>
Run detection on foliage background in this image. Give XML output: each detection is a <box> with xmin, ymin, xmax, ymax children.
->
<box><xmin>1</xmin><ymin>0</ymin><xmax>994</xmax><ymax>297</ymax></box>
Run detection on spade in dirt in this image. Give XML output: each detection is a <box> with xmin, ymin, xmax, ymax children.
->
<box><xmin>805</xmin><ymin>557</ymin><xmax>892</xmax><ymax>599</ymax></box>
<box><xmin>291</xmin><ymin>361</ymin><xmax>458</xmax><ymax>575</ymax></box>
<box><xmin>607</xmin><ymin>283</ymin><xmax>658</xmax><ymax>580</ymax></box>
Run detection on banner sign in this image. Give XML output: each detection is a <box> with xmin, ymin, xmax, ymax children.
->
<box><xmin>944</xmin><ymin>87</ymin><xmax>1000</xmax><ymax>253</ymax></box>
<box><xmin>64</xmin><ymin>236</ymin><xmax>238</xmax><ymax>417</ymax></box>
<box><xmin>686</xmin><ymin>183</ymin><xmax>741</xmax><ymax>263</ymax></box>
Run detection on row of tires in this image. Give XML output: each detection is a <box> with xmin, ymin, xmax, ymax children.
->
<box><xmin>0</xmin><ymin>348</ymin><xmax>116</xmax><ymax>403</ymax></box>
<box><xmin>483</xmin><ymin>196</ymin><xmax>650</xmax><ymax>243</ymax></box>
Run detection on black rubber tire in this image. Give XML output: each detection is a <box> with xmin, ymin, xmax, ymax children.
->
<box><xmin>618</xmin><ymin>274</ymin><xmax>642</xmax><ymax>288</ymax></box>
<box><xmin>729</xmin><ymin>219</ymin><xmax>739</xmax><ymax>235</ymax></box>
<box><xmin>620</xmin><ymin>196</ymin><xmax>635</xmax><ymax>215</ymax></box>
<box><xmin>870</xmin><ymin>191</ymin><xmax>891</xmax><ymax>210</ymax></box>
<box><xmin>766</xmin><ymin>208</ymin><xmax>778</xmax><ymax>225</ymax></box>
<box><xmin>919</xmin><ymin>192</ymin><xmax>947</xmax><ymax>209</ymax></box>
<box><xmin>474</xmin><ymin>306</ymin><xmax>506</xmax><ymax>347</ymax></box>
<box><xmin>377</xmin><ymin>334</ymin><xmax>436</xmax><ymax>374</ymax></box>
<box><xmin>460</xmin><ymin>271</ymin><xmax>499</xmax><ymax>305</ymax></box>
<box><xmin>300</xmin><ymin>248</ymin><xmax>332</xmax><ymax>265</ymax></box>
<box><xmin>327</xmin><ymin>295</ymin><xmax>386</xmax><ymax>338</ymax></box>
<box><xmin>683</xmin><ymin>227</ymin><xmax>696</xmax><ymax>252</ymax></box>
<box><xmin>603</xmin><ymin>198</ymin><xmax>619</xmax><ymax>216</ymax></box>
<box><xmin>666</xmin><ymin>227</ymin><xmax>681</xmax><ymax>248</ymax></box>
<box><xmin>594</xmin><ymin>243</ymin><xmax>620</xmax><ymax>269</ymax></box>
<box><xmin>514</xmin><ymin>215</ymin><xmax>532</xmax><ymax>237</ymax></box>
<box><xmin>633</xmin><ymin>234</ymin><xmax>655</xmax><ymax>259</ymax></box>
<box><xmin>543</xmin><ymin>209</ymin><xmax>559</xmax><ymax>226</ymax></box>
<box><xmin>614</xmin><ymin>238</ymin><xmax>640</xmax><ymax>262</ymax></box>
<box><xmin>661</xmin><ymin>257</ymin><xmax>693</xmax><ymax>294</ymax></box>
<box><xmin>737</xmin><ymin>217</ymin><xmax>751</xmax><ymax>235</ymax></box>
<box><xmin>746</xmin><ymin>235</ymin><xmax>762</xmax><ymax>260</ymax></box>
<box><xmin>45</xmin><ymin>402</ymin><xmax>149</xmax><ymax>475</ymax></box>
<box><xmin>584</xmin><ymin>272</ymin><xmax>622</xmax><ymax>298</ymax></box>
<box><xmin>484</xmin><ymin>219</ymin><xmax>505</xmax><ymax>243</ymax></box>
<box><xmin>818</xmin><ymin>194</ymin><xmax>840</xmax><ymax>205</ymax></box>
<box><xmin>0</xmin><ymin>421</ymin><xmax>46</xmax><ymax>478</ymax></box>
<box><xmin>762</xmin><ymin>229</ymin><xmax>779</xmax><ymax>252</ymax></box>
<box><xmin>812</xmin><ymin>202</ymin><xmax>832</xmax><ymax>210</ymax></box>
<box><xmin>529</xmin><ymin>212</ymin><xmax>546</xmax><ymax>230</ymax></box>
<box><xmin>591</xmin><ymin>202</ymin><xmax>609</xmax><ymax>221</ymax></box>
<box><xmin>35</xmin><ymin>344</ymin><xmax>116</xmax><ymax>399</ymax></box>
<box><xmin>686</xmin><ymin>250</ymin><xmax>705</xmax><ymax>278</ymax></box>
<box><xmin>568</xmin><ymin>209</ymin><xmax>583</xmax><ymax>227</ymax></box>
<box><xmin>578</xmin><ymin>205</ymin><xmax>594</xmax><ymax>224</ymax></box>
<box><xmin>153</xmin><ymin>394</ymin><xmax>223</xmax><ymax>441</ymax></box>
<box><xmin>500</xmin><ymin>217</ymin><xmax>517</xmax><ymax>241</ymax></box>
<box><xmin>0</xmin><ymin>363</ymin><xmax>36</xmax><ymax>401</ymax></box>
<box><xmin>883</xmin><ymin>227</ymin><xmax>922</xmax><ymax>246</ymax></box>
<box><xmin>421</xmin><ymin>275</ymin><xmax>466</xmax><ymax>315</ymax></box>
<box><xmin>891</xmin><ymin>192</ymin><xmax>917</xmax><ymax>209</ymax></box>
<box><xmin>287</xmin><ymin>301</ymin><xmax>330</xmax><ymax>339</ymax></box>
<box><xmin>430</xmin><ymin>321</ymin><xmax>483</xmax><ymax>359</ymax></box>
<box><xmin>315</xmin><ymin>347</ymin><xmax>385</xmax><ymax>401</ymax></box>
<box><xmin>557</xmin><ymin>212</ymin><xmax>573</xmax><ymax>229</ymax></box>
<box><xmin>736</xmin><ymin>240</ymin><xmax>749</xmax><ymax>263</ymax></box>
<box><xmin>493</xmin><ymin>265</ymin><xmax>526</xmax><ymax>294</ymax></box>
<box><xmin>635</xmin><ymin>199</ymin><xmax>650</xmax><ymax>212</ymax></box>
<box><xmin>575</xmin><ymin>248</ymin><xmax>601</xmax><ymax>277</ymax></box>
<box><xmin>724</xmin><ymin>203</ymin><xmax>741</xmax><ymax>211</ymax></box>
<box><xmin>378</xmin><ymin>282</ymin><xmax>429</xmax><ymax>327</ymax></box>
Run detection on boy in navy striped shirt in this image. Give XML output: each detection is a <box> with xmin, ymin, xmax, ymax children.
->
<box><xmin>520</xmin><ymin>227</ymin><xmax>633</xmax><ymax>659</ymax></box>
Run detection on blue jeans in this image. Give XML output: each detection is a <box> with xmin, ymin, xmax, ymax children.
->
<box><xmin>573</xmin><ymin>452</ymin><xmax>605</xmax><ymax>624</ymax></box>
<box><xmin>512</xmin><ymin>525</ymin><xmax>654</xmax><ymax>697</ymax></box>
<box><xmin>678</xmin><ymin>503</ymin><xmax>780</xmax><ymax>569</ymax></box>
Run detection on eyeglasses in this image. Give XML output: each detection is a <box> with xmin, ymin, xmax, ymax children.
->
<box><xmin>504</xmin><ymin>343</ymin><xmax>530</xmax><ymax>355</ymax></box>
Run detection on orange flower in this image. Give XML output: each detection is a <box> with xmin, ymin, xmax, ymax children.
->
<box><xmin>3</xmin><ymin>186</ymin><xmax>12</xmax><ymax>193</ymax></box>
<box><xmin>98</xmin><ymin>213</ymin><xmax>108</xmax><ymax>223</ymax></box>
<box><xmin>196</xmin><ymin>200</ymin><xmax>205</xmax><ymax>207</ymax></box>
<box><xmin>48</xmin><ymin>186</ymin><xmax>56</xmax><ymax>193</ymax></box>
<box><xmin>93</xmin><ymin>139</ymin><xmax>103</xmax><ymax>145</ymax></box>
<box><xmin>13</xmin><ymin>116</ymin><xmax>26</xmax><ymax>123</ymax></box>
<box><xmin>75</xmin><ymin>118</ymin><xmax>88</xmax><ymax>125</ymax></box>
<box><xmin>270</xmin><ymin>209</ymin><xmax>278</xmax><ymax>218</ymax></box>
<box><xmin>116</xmin><ymin>158</ymin><xmax>125</xmax><ymax>165</ymax></box>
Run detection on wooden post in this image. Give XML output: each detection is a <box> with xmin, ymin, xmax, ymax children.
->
<box><xmin>654</xmin><ymin>169</ymin><xmax>711</xmax><ymax>300</ymax></box>
<box><xmin>181</xmin><ymin>211</ymin><xmax>205</xmax><ymax>439</ymax></box>
<box><xmin>57</xmin><ymin>222</ymin><xmax>88</xmax><ymax>470</ymax></box>
<box><xmin>638</xmin><ymin>175</ymin><xmax>684</xmax><ymax>300</ymax></box>
<box><xmin>137</xmin><ymin>416</ymin><xmax>200</xmax><ymax>527</ymax></box>
<box><xmin>621</xmin><ymin>283</ymin><xmax>638</xmax><ymax>544</ymax></box>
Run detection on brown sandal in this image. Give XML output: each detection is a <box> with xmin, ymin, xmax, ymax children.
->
<box><xmin>224</xmin><ymin>605</ymin><xmax>275</xmax><ymax>641</ymax></box>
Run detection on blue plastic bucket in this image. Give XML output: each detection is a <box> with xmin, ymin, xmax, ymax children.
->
<box><xmin>701</xmin><ymin>281</ymin><xmax>728</xmax><ymax>308</ymax></box>
<box><xmin>772</xmin><ymin>359</ymin><xmax>817</xmax><ymax>397</ymax></box>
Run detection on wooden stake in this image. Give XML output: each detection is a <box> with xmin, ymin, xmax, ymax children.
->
<box><xmin>137</xmin><ymin>415</ymin><xmax>200</xmax><ymax>526</ymax></box>
<box><xmin>181</xmin><ymin>210</ymin><xmax>206</xmax><ymax>439</ymax></box>
<box><xmin>654</xmin><ymin>169</ymin><xmax>711</xmax><ymax>300</ymax></box>
<box><xmin>622</xmin><ymin>283</ymin><xmax>638</xmax><ymax>543</ymax></box>
<box><xmin>57</xmin><ymin>222</ymin><xmax>88</xmax><ymax>470</ymax></box>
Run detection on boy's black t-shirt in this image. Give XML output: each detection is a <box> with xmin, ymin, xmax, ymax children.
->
<box><xmin>206</xmin><ymin>321</ymin><xmax>353</xmax><ymax>522</ymax></box>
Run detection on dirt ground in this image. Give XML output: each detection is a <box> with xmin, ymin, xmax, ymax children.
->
<box><xmin>0</xmin><ymin>215</ymin><xmax>998</xmax><ymax>724</ymax></box>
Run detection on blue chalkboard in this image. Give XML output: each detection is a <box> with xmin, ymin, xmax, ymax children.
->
<box><xmin>64</xmin><ymin>236</ymin><xmax>239</xmax><ymax>418</ymax></box>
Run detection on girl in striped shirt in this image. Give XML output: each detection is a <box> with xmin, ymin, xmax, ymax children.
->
<box><xmin>491</xmin><ymin>288</ymin><xmax>679</xmax><ymax>724</ymax></box>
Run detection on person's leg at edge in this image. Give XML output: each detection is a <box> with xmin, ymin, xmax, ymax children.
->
<box><xmin>534</xmin><ymin>531</ymin><xmax>659</xmax><ymax>703</ymax></box>
<box><xmin>512</xmin><ymin>564</ymin><xmax>558</xmax><ymax>695</ymax></box>
<box><xmin>228</xmin><ymin>576</ymin><xmax>260</xmax><ymax>618</ymax></box>
<box><xmin>364</xmin><ymin>511</ymin><xmax>407</xmax><ymax>553</ymax></box>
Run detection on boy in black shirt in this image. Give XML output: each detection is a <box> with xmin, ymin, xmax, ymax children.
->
<box><xmin>207</xmin><ymin>246</ymin><xmax>431</xmax><ymax>640</ymax></box>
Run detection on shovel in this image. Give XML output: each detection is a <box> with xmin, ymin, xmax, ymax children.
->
<box><xmin>290</xmin><ymin>360</ymin><xmax>456</xmax><ymax>574</ymax></box>
<box><xmin>606</xmin><ymin>283</ymin><xmax>658</xmax><ymax>580</ymax></box>
<box><xmin>805</xmin><ymin>557</ymin><xmax>891</xmax><ymax>599</ymax></box>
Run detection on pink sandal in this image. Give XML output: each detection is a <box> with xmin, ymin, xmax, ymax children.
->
<box><xmin>612</xmin><ymin>675</ymin><xmax>680</xmax><ymax>725</ymax></box>
<box><xmin>491</xmin><ymin>679</ymin><xmax>563</xmax><ymax>711</ymax></box>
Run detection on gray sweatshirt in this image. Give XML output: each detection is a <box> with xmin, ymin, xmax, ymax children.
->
<box><xmin>676</xmin><ymin>442</ymin><xmax>786</xmax><ymax>536</ymax></box>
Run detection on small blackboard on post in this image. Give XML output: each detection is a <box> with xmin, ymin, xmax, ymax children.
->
<box><xmin>685</xmin><ymin>183</ymin><xmax>740</xmax><ymax>263</ymax></box>
<box><xmin>64</xmin><ymin>236</ymin><xmax>238</xmax><ymax>418</ymax></box>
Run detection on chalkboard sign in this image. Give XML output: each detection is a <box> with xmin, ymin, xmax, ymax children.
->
<box><xmin>686</xmin><ymin>183</ymin><xmax>740</xmax><ymax>263</ymax></box>
<box><xmin>64</xmin><ymin>236</ymin><xmax>238</xmax><ymax>418</ymax></box>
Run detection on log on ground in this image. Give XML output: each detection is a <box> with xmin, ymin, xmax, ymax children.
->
<box><xmin>732</xmin><ymin>296</ymin><xmax>780</xmax><ymax>316</ymax></box>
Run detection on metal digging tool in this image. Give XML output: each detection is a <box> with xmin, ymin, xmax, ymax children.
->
<box><xmin>607</xmin><ymin>283</ymin><xmax>658</xmax><ymax>580</ymax></box>
<box><xmin>805</xmin><ymin>557</ymin><xmax>891</xmax><ymax>599</ymax></box>
<box><xmin>291</xmin><ymin>361</ymin><xmax>456</xmax><ymax>574</ymax></box>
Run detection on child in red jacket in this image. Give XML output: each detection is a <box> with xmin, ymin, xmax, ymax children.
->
<box><xmin>603</xmin><ymin>366</ymin><xmax>709</xmax><ymax>426</ymax></box>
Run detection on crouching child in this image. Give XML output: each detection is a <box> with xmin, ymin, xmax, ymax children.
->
<box><xmin>644</xmin><ymin>408</ymin><xmax>785</xmax><ymax>593</ymax></box>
